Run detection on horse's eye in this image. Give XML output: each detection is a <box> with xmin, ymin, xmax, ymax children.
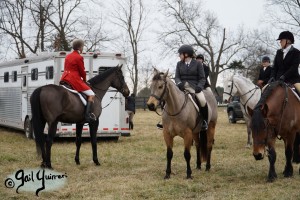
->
<box><xmin>159</xmin><ymin>85</ymin><xmax>163</xmax><ymax>89</ymax></box>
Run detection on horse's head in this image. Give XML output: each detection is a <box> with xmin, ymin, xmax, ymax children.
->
<box><xmin>249</xmin><ymin>106</ymin><xmax>269</xmax><ymax>160</ymax></box>
<box><xmin>223</xmin><ymin>75</ymin><xmax>238</xmax><ymax>103</ymax></box>
<box><xmin>111</xmin><ymin>65</ymin><xmax>130</xmax><ymax>97</ymax></box>
<box><xmin>147</xmin><ymin>68</ymin><xmax>169</xmax><ymax>111</ymax></box>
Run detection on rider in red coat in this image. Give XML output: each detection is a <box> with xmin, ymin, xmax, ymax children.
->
<box><xmin>60</xmin><ymin>39</ymin><xmax>96</xmax><ymax>122</ymax></box>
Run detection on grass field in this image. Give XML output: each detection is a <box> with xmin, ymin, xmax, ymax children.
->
<box><xmin>0</xmin><ymin>107</ymin><xmax>300</xmax><ymax>200</ymax></box>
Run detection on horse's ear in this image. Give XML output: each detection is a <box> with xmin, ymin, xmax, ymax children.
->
<box><xmin>153</xmin><ymin>67</ymin><xmax>159</xmax><ymax>75</ymax></box>
<box><xmin>119</xmin><ymin>64</ymin><xmax>123</xmax><ymax>69</ymax></box>
<box><xmin>163</xmin><ymin>69</ymin><xmax>169</xmax><ymax>79</ymax></box>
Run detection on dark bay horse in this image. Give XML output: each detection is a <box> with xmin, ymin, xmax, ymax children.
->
<box><xmin>30</xmin><ymin>65</ymin><xmax>129</xmax><ymax>169</ymax></box>
<box><xmin>250</xmin><ymin>81</ymin><xmax>300</xmax><ymax>182</ymax></box>
<box><xmin>147</xmin><ymin>69</ymin><xmax>218</xmax><ymax>179</ymax></box>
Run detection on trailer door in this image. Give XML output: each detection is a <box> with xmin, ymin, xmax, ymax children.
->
<box><xmin>21</xmin><ymin>66</ymin><xmax>28</xmax><ymax>121</ymax></box>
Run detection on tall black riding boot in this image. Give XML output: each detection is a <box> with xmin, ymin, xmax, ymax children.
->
<box><xmin>200</xmin><ymin>103</ymin><xmax>208</xmax><ymax>131</ymax></box>
<box><xmin>85</xmin><ymin>101</ymin><xmax>96</xmax><ymax>123</ymax></box>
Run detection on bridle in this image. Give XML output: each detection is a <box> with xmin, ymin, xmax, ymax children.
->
<box><xmin>150</xmin><ymin>79</ymin><xmax>188</xmax><ymax>116</ymax></box>
<box><xmin>224</xmin><ymin>77</ymin><xmax>259</xmax><ymax>115</ymax></box>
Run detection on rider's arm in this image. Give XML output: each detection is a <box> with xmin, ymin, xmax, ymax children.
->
<box><xmin>197</xmin><ymin>62</ymin><xmax>206</xmax><ymax>90</ymax></box>
<box><xmin>282</xmin><ymin>49</ymin><xmax>300</xmax><ymax>80</ymax></box>
<box><xmin>78</xmin><ymin>56</ymin><xmax>86</xmax><ymax>82</ymax></box>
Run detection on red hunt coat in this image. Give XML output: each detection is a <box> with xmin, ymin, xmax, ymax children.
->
<box><xmin>60</xmin><ymin>50</ymin><xmax>91</xmax><ymax>91</ymax></box>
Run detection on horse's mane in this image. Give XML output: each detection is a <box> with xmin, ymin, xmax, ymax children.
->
<box><xmin>88</xmin><ymin>67</ymin><xmax>118</xmax><ymax>85</ymax></box>
<box><xmin>252</xmin><ymin>81</ymin><xmax>284</xmax><ymax>133</ymax></box>
<box><xmin>233</xmin><ymin>74</ymin><xmax>255</xmax><ymax>86</ymax></box>
<box><xmin>255</xmin><ymin>81</ymin><xmax>284</xmax><ymax>110</ymax></box>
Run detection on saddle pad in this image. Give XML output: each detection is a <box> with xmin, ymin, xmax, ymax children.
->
<box><xmin>187</xmin><ymin>94</ymin><xmax>199</xmax><ymax>112</ymax></box>
<box><xmin>61</xmin><ymin>85</ymin><xmax>87</xmax><ymax>105</ymax></box>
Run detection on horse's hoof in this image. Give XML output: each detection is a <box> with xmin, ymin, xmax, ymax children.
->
<box><xmin>164</xmin><ymin>174</ymin><xmax>170</xmax><ymax>179</ymax></box>
<box><xmin>75</xmin><ymin>158</ymin><xmax>80</xmax><ymax>165</ymax></box>
<box><xmin>283</xmin><ymin>168</ymin><xmax>293</xmax><ymax>177</ymax></box>
<box><xmin>40</xmin><ymin>162</ymin><xmax>46</xmax><ymax>168</ymax></box>
<box><xmin>94</xmin><ymin>160</ymin><xmax>101</xmax><ymax>166</ymax></box>
<box><xmin>267</xmin><ymin>177</ymin><xmax>276</xmax><ymax>182</ymax></box>
<box><xmin>186</xmin><ymin>175</ymin><xmax>193</xmax><ymax>179</ymax></box>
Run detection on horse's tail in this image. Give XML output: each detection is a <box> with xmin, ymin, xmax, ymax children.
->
<box><xmin>199</xmin><ymin>130</ymin><xmax>207</xmax><ymax>162</ymax></box>
<box><xmin>293</xmin><ymin>132</ymin><xmax>300</xmax><ymax>163</ymax></box>
<box><xmin>30</xmin><ymin>87</ymin><xmax>46</xmax><ymax>157</ymax></box>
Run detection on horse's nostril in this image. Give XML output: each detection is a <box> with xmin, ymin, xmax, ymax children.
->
<box><xmin>147</xmin><ymin>103</ymin><xmax>155</xmax><ymax>111</ymax></box>
<box><xmin>253</xmin><ymin>153</ymin><xmax>264</xmax><ymax>160</ymax></box>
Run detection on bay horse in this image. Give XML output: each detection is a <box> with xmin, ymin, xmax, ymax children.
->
<box><xmin>223</xmin><ymin>74</ymin><xmax>261</xmax><ymax>147</ymax></box>
<box><xmin>250</xmin><ymin>81</ymin><xmax>300</xmax><ymax>182</ymax></box>
<box><xmin>147</xmin><ymin>68</ymin><xmax>218</xmax><ymax>179</ymax></box>
<box><xmin>30</xmin><ymin>65</ymin><xmax>129</xmax><ymax>169</ymax></box>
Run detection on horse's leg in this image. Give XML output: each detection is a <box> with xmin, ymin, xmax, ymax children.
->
<box><xmin>206</xmin><ymin>121</ymin><xmax>216</xmax><ymax>171</ymax></box>
<box><xmin>246</xmin><ymin>120</ymin><xmax>252</xmax><ymax>148</ymax></box>
<box><xmin>75</xmin><ymin>123</ymin><xmax>84</xmax><ymax>165</ymax></box>
<box><xmin>267</xmin><ymin>136</ymin><xmax>277</xmax><ymax>182</ymax></box>
<box><xmin>34</xmin><ymin>122</ymin><xmax>47</xmax><ymax>168</ymax></box>
<box><xmin>193</xmin><ymin>132</ymin><xmax>201</xmax><ymax>170</ymax></box>
<box><xmin>163</xmin><ymin>130</ymin><xmax>173</xmax><ymax>179</ymax></box>
<box><xmin>89</xmin><ymin>119</ymin><xmax>100</xmax><ymax>166</ymax></box>
<box><xmin>45</xmin><ymin>122</ymin><xmax>58</xmax><ymax>169</ymax></box>
<box><xmin>283</xmin><ymin>139</ymin><xmax>294</xmax><ymax>177</ymax></box>
<box><xmin>183</xmin><ymin>129</ymin><xmax>193</xmax><ymax>179</ymax></box>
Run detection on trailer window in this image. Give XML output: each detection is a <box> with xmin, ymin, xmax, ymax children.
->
<box><xmin>46</xmin><ymin>66</ymin><xmax>54</xmax><ymax>79</ymax></box>
<box><xmin>23</xmin><ymin>76</ymin><xmax>26</xmax><ymax>87</ymax></box>
<box><xmin>12</xmin><ymin>71</ymin><xmax>17</xmax><ymax>82</ymax></box>
<box><xmin>4</xmin><ymin>72</ymin><xmax>9</xmax><ymax>82</ymax></box>
<box><xmin>98</xmin><ymin>67</ymin><xmax>111</xmax><ymax>74</ymax></box>
<box><xmin>31</xmin><ymin>68</ymin><xmax>38</xmax><ymax>80</ymax></box>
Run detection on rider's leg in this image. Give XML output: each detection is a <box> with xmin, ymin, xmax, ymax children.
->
<box><xmin>82</xmin><ymin>90</ymin><xmax>96</xmax><ymax>122</ymax></box>
<box><xmin>195</xmin><ymin>91</ymin><xmax>208</xmax><ymax>131</ymax></box>
<box><xmin>294</xmin><ymin>83</ymin><xmax>300</xmax><ymax>94</ymax></box>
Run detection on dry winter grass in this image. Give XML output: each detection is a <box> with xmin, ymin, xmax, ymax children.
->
<box><xmin>0</xmin><ymin>107</ymin><xmax>300</xmax><ymax>200</ymax></box>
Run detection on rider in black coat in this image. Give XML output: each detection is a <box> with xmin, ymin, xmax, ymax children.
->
<box><xmin>257</xmin><ymin>56</ymin><xmax>272</xmax><ymax>89</ymax></box>
<box><xmin>269</xmin><ymin>31</ymin><xmax>300</xmax><ymax>92</ymax></box>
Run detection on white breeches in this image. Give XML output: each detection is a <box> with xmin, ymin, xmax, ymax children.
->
<box><xmin>184</xmin><ymin>82</ymin><xmax>207</xmax><ymax>107</ymax></box>
<box><xmin>82</xmin><ymin>89</ymin><xmax>95</xmax><ymax>96</ymax></box>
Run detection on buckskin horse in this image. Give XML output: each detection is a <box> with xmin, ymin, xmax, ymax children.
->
<box><xmin>223</xmin><ymin>74</ymin><xmax>261</xmax><ymax>147</ymax></box>
<box><xmin>30</xmin><ymin>65</ymin><xmax>129</xmax><ymax>169</ymax></box>
<box><xmin>147</xmin><ymin>68</ymin><xmax>218</xmax><ymax>179</ymax></box>
<box><xmin>250</xmin><ymin>81</ymin><xmax>300</xmax><ymax>182</ymax></box>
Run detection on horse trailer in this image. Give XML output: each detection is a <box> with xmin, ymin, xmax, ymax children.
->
<box><xmin>0</xmin><ymin>51</ymin><xmax>130</xmax><ymax>139</ymax></box>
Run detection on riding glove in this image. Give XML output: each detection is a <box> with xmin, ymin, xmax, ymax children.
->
<box><xmin>195</xmin><ymin>86</ymin><xmax>202</xmax><ymax>93</ymax></box>
<box><xmin>177</xmin><ymin>82</ymin><xmax>184</xmax><ymax>91</ymax></box>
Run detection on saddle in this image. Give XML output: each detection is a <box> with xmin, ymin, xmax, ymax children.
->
<box><xmin>287</xmin><ymin>84</ymin><xmax>300</xmax><ymax>101</ymax></box>
<box><xmin>59</xmin><ymin>81</ymin><xmax>87</xmax><ymax>105</ymax></box>
<box><xmin>187</xmin><ymin>92</ymin><xmax>200</xmax><ymax>112</ymax></box>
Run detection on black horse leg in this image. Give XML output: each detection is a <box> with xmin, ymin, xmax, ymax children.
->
<box><xmin>75</xmin><ymin>123</ymin><xmax>84</xmax><ymax>165</ymax></box>
<box><xmin>283</xmin><ymin>144</ymin><xmax>293</xmax><ymax>177</ymax></box>
<box><xmin>184</xmin><ymin>148</ymin><xmax>192</xmax><ymax>179</ymax></box>
<box><xmin>267</xmin><ymin>147</ymin><xmax>277</xmax><ymax>182</ymax></box>
<box><xmin>165</xmin><ymin>147</ymin><xmax>173</xmax><ymax>179</ymax></box>
<box><xmin>45</xmin><ymin>122</ymin><xmax>57</xmax><ymax>169</ymax></box>
<box><xmin>89</xmin><ymin>120</ymin><xmax>100</xmax><ymax>166</ymax></box>
<box><xmin>196</xmin><ymin>143</ymin><xmax>201</xmax><ymax>170</ymax></box>
<box><xmin>206</xmin><ymin>147</ymin><xmax>212</xmax><ymax>171</ymax></box>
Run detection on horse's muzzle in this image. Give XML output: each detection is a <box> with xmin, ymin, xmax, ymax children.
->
<box><xmin>147</xmin><ymin>103</ymin><xmax>156</xmax><ymax>111</ymax></box>
<box><xmin>253</xmin><ymin>153</ymin><xmax>264</xmax><ymax>160</ymax></box>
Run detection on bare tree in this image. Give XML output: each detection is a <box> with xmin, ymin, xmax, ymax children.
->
<box><xmin>159</xmin><ymin>0</ymin><xmax>248</xmax><ymax>91</ymax></box>
<box><xmin>111</xmin><ymin>0</ymin><xmax>147</xmax><ymax>95</ymax></box>
<box><xmin>266</xmin><ymin>0</ymin><xmax>300</xmax><ymax>37</ymax></box>
<box><xmin>46</xmin><ymin>0</ymin><xmax>82</xmax><ymax>51</ymax></box>
<box><xmin>0</xmin><ymin>0</ymin><xmax>34</xmax><ymax>58</ymax></box>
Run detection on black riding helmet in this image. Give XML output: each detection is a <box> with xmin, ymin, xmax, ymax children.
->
<box><xmin>196</xmin><ymin>54</ymin><xmax>204</xmax><ymax>60</ymax></box>
<box><xmin>262</xmin><ymin>56</ymin><xmax>270</xmax><ymax>63</ymax></box>
<box><xmin>178</xmin><ymin>45</ymin><xmax>194</xmax><ymax>57</ymax></box>
<box><xmin>277</xmin><ymin>31</ymin><xmax>294</xmax><ymax>44</ymax></box>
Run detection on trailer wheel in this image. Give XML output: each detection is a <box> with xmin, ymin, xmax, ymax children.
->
<box><xmin>24</xmin><ymin>118</ymin><xmax>33</xmax><ymax>139</ymax></box>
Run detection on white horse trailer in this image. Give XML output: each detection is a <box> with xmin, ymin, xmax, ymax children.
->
<box><xmin>0</xmin><ymin>51</ymin><xmax>130</xmax><ymax>138</ymax></box>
